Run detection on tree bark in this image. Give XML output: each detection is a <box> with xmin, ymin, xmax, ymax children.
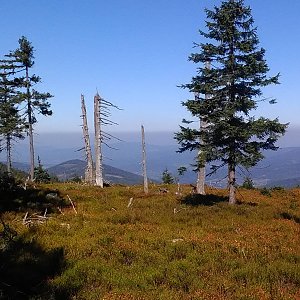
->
<box><xmin>94</xmin><ymin>93</ymin><xmax>103</xmax><ymax>187</ymax></box>
<box><xmin>228</xmin><ymin>164</ymin><xmax>236</xmax><ymax>204</ymax></box>
<box><xmin>141</xmin><ymin>125</ymin><xmax>148</xmax><ymax>194</ymax></box>
<box><xmin>26</xmin><ymin>66</ymin><xmax>35</xmax><ymax>181</ymax></box>
<box><xmin>28</xmin><ymin>112</ymin><xmax>34</xmax><ymax>181</ymax></box>
<box><xmin>195</xmin><ymin>93</ymin><xmax>206</xmax><ymax>195</ymax></box>
<box><xmin>196</xmin><ymin>113</ymin><xmax>206</xmax><ymax>195</ymax></box>
<box><xmin>81</xmin><ymin>94</ymin><xmax>94</xmax><ymax>184</ymax></box>
<box><xmin>196</xmin><ymin>61</ymin><xmax>210</xmax><ymax>195</ymax></box>
<box><xmin>6</xmin><ymin>134</ymin><xmax>12</xmax><ymax>174</ymax></box>
<box><xmin>196</xmin><ymin>164</ymin><xmax>206</xmax><ymax>195</ymax></box>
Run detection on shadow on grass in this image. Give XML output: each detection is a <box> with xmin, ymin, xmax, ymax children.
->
<box><xmin>278</xmin><ymin>212</ymin><xmax>300</xmax><ymax>224</ymax></box>
<box><xmin>0</xmin><ymin>173</ymin><xmax>68</xmax><ymax>213</ymax></box>
<box><xmin>0</xmin><ymin>223</ymin><xmax>70</xmax><ymax>299</ymax></box>
<box><xmin>181</xmin><ymin>193</ymin><xmax>228</xmax><ymax>206</ymax></box>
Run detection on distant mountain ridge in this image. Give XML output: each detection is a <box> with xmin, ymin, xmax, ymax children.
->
<box><xmin>7</xmin><ymin>146</ymin><xmax>300</xmax><ymax>188</ymax></box>
<box><xmin>102</xmin><ymin>144</ymin><xmax>300</xmax><ymax>188</ymax></box>
<box><xmin>47</xmin><ymin>159</ymin><xmax>146</xmax><ymax>185</ymax></box>
<box><xmin>9</xmin><ymin>159</ymin><xmax>146</xmax><ymax>185</ymax></box>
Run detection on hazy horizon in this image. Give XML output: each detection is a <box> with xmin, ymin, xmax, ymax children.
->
<box><xmin>1</xmin><ymin>126</ymin><xmax>300</xmax><ymax>166</ymax></box>
<box><xmin>33</xmin><ymin>124</ymin><xmax>300</xmax><ymax>147</ymax></box>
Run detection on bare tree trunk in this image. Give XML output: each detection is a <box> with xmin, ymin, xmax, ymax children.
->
<box><xmin>141</xmin><ymin>125</ymin><xmax>148</xmax><ymax>194</ymax></box>
<box><xmin>196</xmin><ymin>61</ymin><xmax>211</xmax><ymax>194</ymax></box>
<box><xmin>196</xmin><ymin>112</ymin><xmax>206</xmax><ymax>195</ymax></box>
<box><xmin>196</xmin><ymin>163</ymin><xmax>206</xmax><ymax>194</ymax></box>
<box><xmin>26</xmin><ymin>66</ymin><xmax>35</xmax><ymax>181</ymax></box>
<box><xmin>228</xmin><ymin>164</ymin><xmax>236</xmax><ymax>204</ymax></box>
<box><xmin>6</xmin><ymin>134</ymin><xmax>12</xmax><ymax>174</ymax></box>
<box><xmin>196</xmin><ymin>61</ymin><xmax>211</xmax><ymax>195</ymax></box>
<box><xmin>94</xmin><ymin>93</ymin><xmax>104</xmax><ymax>187</ymax></box>
<box><xmin>81</xmin><ymin>94</ymin><xmax>94</xmax><ymax>184</ymax></box>
<box><xmin>195</xmin><ymin>96</ymin><xmax>206</xmax><ymax>195</ymax></box>
<box><xmin>28</xmin><ymin>117</ymin><xmax>34</xmax><ymax>180</ymax></box>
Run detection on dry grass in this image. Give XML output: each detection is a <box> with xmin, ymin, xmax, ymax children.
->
<box><xmin>1</xmin><ymin>183</ymin><xmax>299</xmax><ymax>299</ymax></box>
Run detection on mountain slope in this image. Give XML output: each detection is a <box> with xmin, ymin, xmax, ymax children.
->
<box><xmin>47</xmin><ymin>159</ymin><xmax>146</xmax><ymax>185</ymax></box>
<box><xmin>6</xmin><ymin>146</ymin><xmax>300</xmax><ymax>187</ymax></box>
<box><xmin>10</xmin><ymin>162</ymin><xmax>32</xmax><ymax>173</ymax></box>
<box><xmin>104</xmin><ymin>143</ymin><xmax>300</xmax><ymax>187</ymax></box>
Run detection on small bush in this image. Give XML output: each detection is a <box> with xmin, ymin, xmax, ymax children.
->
<box><xmin>271</xmin><ymin>186</ymin><xmax>285</xmax><ymax>191</ymax></box>
<box><xmin>69</xmin><ymin>175</ymin><xmax>82</xmax><ymax>183</ymax></box>
<box><xmin>34</xmin><ymin>157</ymin><xmax>51</xmax><ymax>183</ymax></box>
<box><xmin>241</xmin><ymin>177</ymin><xmax>255</xmax><ymax>189</ymax></box>
<box><xmin>260</xmin><ymin>187</ymin><xmax>272</xmax><ymax>197</ymax></box>
<box><xmin>0</xmin><ymin>172</ymin><xmax>20</xmax><ymax>193</ymax></box>
<box><xmin>278</xmin><ymin>212</ymin><xmax>300</xmax><ymax>224</ymax></box>
<box><xmin>162</xmin><ymin>168</ymin><xmax>174</xmax><ymax>184</ymax></box>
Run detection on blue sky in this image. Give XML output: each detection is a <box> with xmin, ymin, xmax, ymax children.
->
<box><xmin>1</xmin><ymin>0</ymin><xmax>299</xmax><ymax>134</ymax></box>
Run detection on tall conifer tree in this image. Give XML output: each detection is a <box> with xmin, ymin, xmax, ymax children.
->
<box><xmin>8</xmin><ymin>36</ymin><xmax>53</xmax><ymax>180</ymax></box>
<box><xmin>0</xmin><ymin>53</ymin><xmax>25</xmax><ymax>173</ymax></box>
<box><xmin>176</xmin><ymin>0</ymin><xmax>287</xmax><ymax>204</ymax></box>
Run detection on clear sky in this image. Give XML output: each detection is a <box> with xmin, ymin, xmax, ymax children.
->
<box><xmin>1</xmin><ymin>0</ymin><xmax>299</xmax><ymax>134</ymax></box>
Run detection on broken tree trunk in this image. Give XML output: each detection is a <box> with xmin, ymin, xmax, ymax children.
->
<box><xmin>94</xmin><ymin>93</ymin><xmax>104</xmax><ymax>187</ymax></box>
<box><xmin>81</xmin><ymin>94</ymin><xmax>94</xmax><ymax>184</ymax></box>
<box><xmin>141</xmin><ymin>125</ymin><xmax>148</xmax><ymax>194</ymax></box>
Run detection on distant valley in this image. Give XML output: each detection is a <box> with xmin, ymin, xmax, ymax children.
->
<box><xmin>7</xmin><ymin>140</ymin><xmax>300</xmax><ymax>187</ymax></box>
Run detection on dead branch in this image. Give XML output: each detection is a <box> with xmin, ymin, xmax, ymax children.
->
<box><xmin>57</xmin><ymin>207</ymin><xmax>65</xmax><ymax>215</ymax></box>
<box><xmin>127</xmin><ymin>197</ymin><xmax>134</xmax><ymax>208</ymax></box>
<box><xmin>67</xmin><ymin>195</ymin><xmax>78</xmax><ymax>215</ymax></box>
<box><xmin>171</xmin><ymin>238</ymin><xmax>184</xmax><ymax>243</ymax></box>
<box><xmin>22</xmin><ymin>211</ymin><xmax>50</xmax><ymax>227</ymax></box>
<box><xmin>173</xmin><ymin>207</ymin><xmax>187</xmax><ymax>214</ymax></box>
<box><xmin>22</xmin><ymin>212</ymin><xmax>28</xmax><ymax>224</ymax></box>
<box><xmin>60</xmin><ymin>223</ymin><xmax>70</xmax><ymax>229</ymax></box>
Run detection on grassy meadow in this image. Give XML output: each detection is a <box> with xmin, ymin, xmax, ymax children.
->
<box><xmin>0</xmin><ymin>183</ymin><xmax>300</xmax><ymax>299</ymax></box>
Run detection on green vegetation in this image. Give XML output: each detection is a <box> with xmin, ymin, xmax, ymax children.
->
<box><xmin>241</xmin><ymin>177</ymin><xmax>255</xmax><ymax>190</ymax></box>
<box><xmin>0</xmin><ymin>162</ymin><xmax>27</xmax><ymax>181</ymax></box>
<box><xmin>161</xmin><ymin>168</ymin><xmax>174</xmax><ymax>184</ymax></box>
<box><xmin>0</xmin><ymin>36</ymin><xmax>53</xmax><ymax>180</ymax></box>
<box><xmin>176</xmin><ymin>0</ymin><xmax>287</xmax><ymax>203</ymax></box>
<box><xmin>0</xmin><ymin>183</ymin><xmax>299</xmax><ymax>299</ymax></box>
<box><xmin>0</xmin><ymin>1</ymin><xmax>296</xmax><ymax>298</ymax></box>
<box><xmin>34</xmin><ymin>156</ymin><xmax>52</xmax><ymax>183</ymax></box>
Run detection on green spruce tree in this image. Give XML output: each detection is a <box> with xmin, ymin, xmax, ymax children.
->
<box><xmin>176</xmin><ymin>0</ymin><xmax>287</xmax><ymax>204</ymax></box>
<box><xmin>7</xmin><ymin>36</ymin><xmax>53</xmax><ymax>181</ymax></box>
<box><xmin>162</xmin><ymin>168</ymin><xmax>174</xmax><ymax>184</ymax></box>
<box><xmin>0</xmin><ymin>54</ymin><xmax>25</xmax><ymax>174</ymax></box>
<box><xmin>34</xmin><ymin>156</ymin><xmax>51</xmax><ymax>183</ymax></box>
